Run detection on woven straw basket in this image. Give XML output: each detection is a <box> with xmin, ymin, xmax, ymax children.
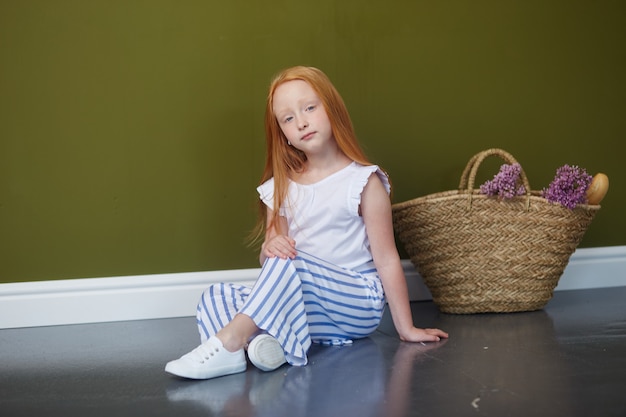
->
<box><xmin>392</xmin><ymin>148</ymin><xmax>600</xmax><ymax>314</ymax></box>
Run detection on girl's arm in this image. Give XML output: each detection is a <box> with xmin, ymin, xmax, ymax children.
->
<box><xmin>259</xmin><ymin>208</ymin><xmax>297</xmax><ymax>266</ymax></box>
<box><xmin>360</xmin><ymin>174</ymin><xmax>448</xmax><ymax>343</ymax></box>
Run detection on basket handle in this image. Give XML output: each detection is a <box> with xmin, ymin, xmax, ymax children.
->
<box><xmin>458</xmin><ymin>148</ymin><xmax>532</xmax><ymax>210</ymax></box>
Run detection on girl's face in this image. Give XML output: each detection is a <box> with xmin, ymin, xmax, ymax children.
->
<box><xmin>272</xmin><ymin>80</ymin><xmax>334</xmax><ymax>156</ymax></box>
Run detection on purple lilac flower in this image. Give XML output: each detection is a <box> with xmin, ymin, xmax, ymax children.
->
<box><xmin>480</xmin><ymin>163</ymin><xmax>526</xmax><ymax>199</ymax></box>
<box><xmin>541</xmin><ymin>164</ymin><xmax>592</xmax><ymax>209</ymax></box>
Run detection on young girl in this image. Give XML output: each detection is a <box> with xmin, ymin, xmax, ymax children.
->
<box><xmin>165</xmin><ymin>66</ymin><xmax>448</xmax><ymax>380</ymax></box>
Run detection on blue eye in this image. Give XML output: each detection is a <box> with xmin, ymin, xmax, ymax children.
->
<box><xmin>284</xmin><ymin>116</ymin><xmax>293</xmax><ymax>123</ymax></box>
<box><xmin>306</xmin><ymin>105</ymin><xmax>316</xmax><ymax>112</ymax></box>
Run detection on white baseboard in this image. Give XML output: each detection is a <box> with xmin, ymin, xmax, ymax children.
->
<box><xmin>1</xmin><ymin>246</ymin><xmax>624</xmax><ymax>329</ymax></box>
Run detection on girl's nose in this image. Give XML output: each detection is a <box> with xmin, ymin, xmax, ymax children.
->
<box><xmin>298</xmin><ymin>118</ymin><xmax>309</xmax><ymax>130</ymax></box>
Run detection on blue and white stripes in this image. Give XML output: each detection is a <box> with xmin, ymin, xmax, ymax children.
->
<box><xmin>195</xmin><ymin>250</ymin><xmax>386</xmax><ymax>366</ymax></box>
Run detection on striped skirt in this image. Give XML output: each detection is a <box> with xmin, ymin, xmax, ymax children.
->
<box><xmin>195</xmin><ymin>251</ymin><xmax>386</xmax><ymax>366</ymax></box>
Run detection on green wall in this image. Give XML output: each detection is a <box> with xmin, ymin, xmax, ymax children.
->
<box><xmin>1</xmin><ymin>1</ymin><xmax>624</xmax><ymax>283</ymax></box>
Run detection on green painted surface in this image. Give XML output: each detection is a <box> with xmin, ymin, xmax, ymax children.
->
<box><xmin>1</xmin><ymin>1</ymin><xmax>624</xmax><ymax>282</ymax></box>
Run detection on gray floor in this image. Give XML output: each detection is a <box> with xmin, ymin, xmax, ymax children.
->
<box><xmin>1</xmin><ymin>287</ymin><xmax>625</xmax><ymax>417</ymax></box>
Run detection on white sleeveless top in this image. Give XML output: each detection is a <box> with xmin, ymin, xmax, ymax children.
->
<box><xmin>257</xmin><ymin>162</ymin><xmax>391</xmax><ymax>270</ymax></box>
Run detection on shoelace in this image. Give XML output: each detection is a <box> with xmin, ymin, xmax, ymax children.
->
<box><xmin>187</xmin><ymin>342</ymin><xmax>220</xmax><ymax>364</ymax></box>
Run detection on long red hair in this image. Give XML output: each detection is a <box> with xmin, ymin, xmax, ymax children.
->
<box><xmin>252</xmin><ymin>66</ymin><xmax>374</xmax><ymax>242</ymax></box>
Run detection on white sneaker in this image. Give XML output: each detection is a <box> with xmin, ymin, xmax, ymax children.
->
<box><xmin>247</xmin><ymin>334</ymin><xmax>287</xmax><ymax>372</ymax></box>
<box><xmin>165</xmin><ymin>336</ymin><xmax>246</xmax><ymax>380</ymax></box>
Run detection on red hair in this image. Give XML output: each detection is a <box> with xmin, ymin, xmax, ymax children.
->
<box><xmin>252</xmin><ymin>66</ymin><xmax>373</xmax><ymax>242</ymax></box>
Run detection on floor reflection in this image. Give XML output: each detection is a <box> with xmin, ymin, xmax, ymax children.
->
<box><xmin>165</xmin><ymin>305</ymin><xmax>613</xmax><ymax>416</ymax></box>
<box><xmin>2</xmin><ymin>288</ymin><xmax>624</xmax><ymax>416</ymax></box>
<box><xmin>423</xmin><ymin>310</ymin><xmax>576</xmax><ymax>416</ymax></box>
<box><xmin>166</xmin><ymin>336</ymin><xmax>447</xmax><ymax>417</ymax></box>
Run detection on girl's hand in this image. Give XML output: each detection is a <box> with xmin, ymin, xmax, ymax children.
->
<box><xmin>261</xmin><ymin>235</ymin><xmax>297</xmax><ymax>260</ymax></box>
<box><xmin>398</xmin><ymin>327</ymin><xmax>449</xmax><ymax>343</ymax></box>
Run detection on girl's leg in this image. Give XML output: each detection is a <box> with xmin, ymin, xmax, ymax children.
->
<box><xmin>195</xmin><ymin>283</ymin><xmax>263</xmax><ymax>352</ymax></box>
<box><xmin>196</xmin><ymin>283</ymin><xmax>251</xmax><ymax>343</ymax></box>
<box><xmin>165</xmin><ymin>283</ymin><xmax>254</xmax><ymax>379</ymax></box>
<box><xmin>238</xmin><ymin>251</ymin><xmax>386</xmax><ymax>366</ymax></box>
<box><xmin>166</xmin><ymin>252</ymin><xmax>384</xmax><ymax>378</ymax></box>
<box><xmin>216</xmin><ymin>313</ymin><xmax>260</xmax><ymax>352</ymax></box>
